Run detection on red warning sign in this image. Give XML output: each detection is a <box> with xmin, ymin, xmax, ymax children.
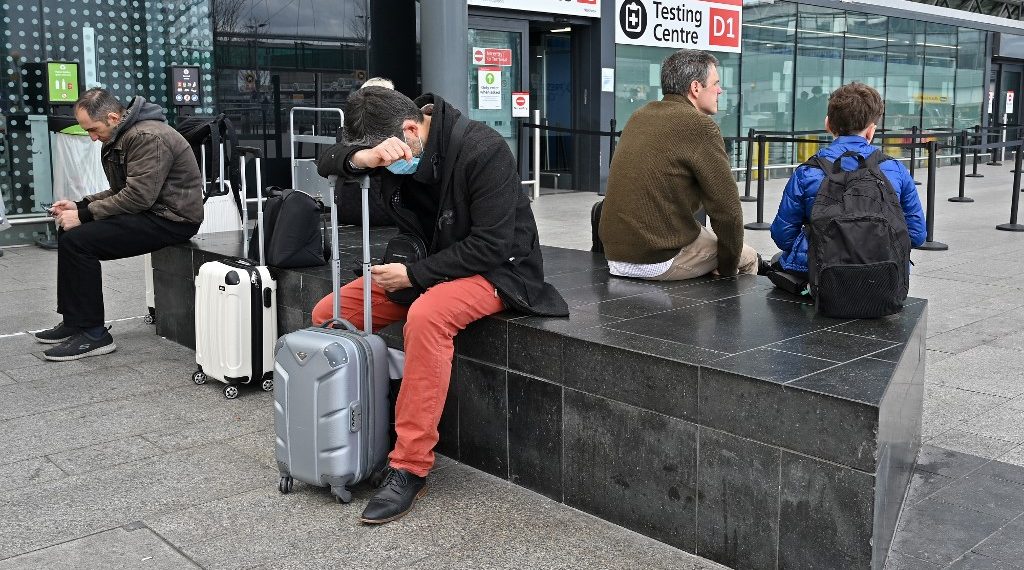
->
<box><xmin>472</xmin><ymin>47</ymin><xmax>512</xmax><ymax>66</ymax></box>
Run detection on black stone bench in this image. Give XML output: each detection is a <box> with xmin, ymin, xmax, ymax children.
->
<box><xmin>152</xmin><ymin>229</ymin><xmax>926</xmax><ymax>570</ymax></box>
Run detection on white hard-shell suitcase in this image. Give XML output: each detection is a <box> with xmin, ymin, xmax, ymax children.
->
<box><xmin>192</xmin><ymin>146</ymin><xmax>278</xmax><ymax>399</ymax></box>
<box><xmin>274</xmin><ymin>173</ymin><xmax>391</xmax><ymax>503</ymax></box>
<box><xmin>143</xmin><ymin>253</ymin><xmax>156</xmax><ymax>325</ymax></box>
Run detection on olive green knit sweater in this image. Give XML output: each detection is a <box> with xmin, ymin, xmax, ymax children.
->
<box><xmin>599</xmin><ymin>94</ymin><xmax>744</xmax><ymax>275</ymax></box>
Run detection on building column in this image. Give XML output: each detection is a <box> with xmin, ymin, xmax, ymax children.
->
<box><xmin>420</xmin><ymin>0</ymin><xmax>469</xmax><ymax>111</ymax></box>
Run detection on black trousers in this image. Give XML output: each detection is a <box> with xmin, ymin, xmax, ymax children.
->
<box><xmin>57</xmin><ymin>212</ymin><xmax>199</xmax><ymax>328</ymax></box>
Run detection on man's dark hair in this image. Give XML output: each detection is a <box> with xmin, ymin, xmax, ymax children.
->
<box><xmin>343</xmin><ymin>86</ymin><xmax>424</xmax><ymax>147</ymax></box>
<box><xmin>73</xmin><ymin>88</ymin><xmax>125</xmax><ymax>121</ymax></box>
<box><xmin>827</xmin><ymin>82</ymin><xmax>885</xmax><ymax>136</ymax></box>
<box><xmin>661</xmin><ymin>49</ymin><xmax>719</xmax><ymax>96</ymax></box>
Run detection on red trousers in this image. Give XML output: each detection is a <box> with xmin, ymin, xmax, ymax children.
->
<box><xmin>312</xmin><ymin>274</ymin><xmax>504</xmax><ymax>477</ymax></box>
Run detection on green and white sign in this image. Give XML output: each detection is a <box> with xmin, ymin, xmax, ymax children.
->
<box><xmin>47</xmin><ymin>62</ymin><xmax>79</xmax><ymax>103</ymax></box>
<box><xmin>477</xmin><ymin>66</ymin><xmax>502</xmax><ymax>110</ymax></box>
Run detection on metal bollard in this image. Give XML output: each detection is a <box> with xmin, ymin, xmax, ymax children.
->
<box><xmin>741</xmin><ymin>127</ymin><xmax>756</xmax><ymax>202</ymax></box>
<box><xmin>966</xmin><ymin>124</ymin><xmax>984</xmax><ymax>178</ymax></box>
<box><xmin>915</xmin><ymin>140</ymin><xmax>948</xmax><ymax>250</ymax></box>
<box><xmin>996</xmin><ymin>143</ymin><xmax>1024</xmax><ymax>232</ymax></box>
<box><xmin>987</xmin><ymin>126</ymin><xmax>1003</xmax><ymax>166</ymax></box>
<box><xmin>744</xmin><ymin>134</ymin><xmax>771</xmax><ymax>230</ymax></box>
<box><xmin>909</xmin><ymin>126</ymin><xmax>921</xmax><ymax>185</ymax></box>
<box><xmin>950</xmin><ymin>129</ymin><xmax>975</xmax><ymax>203</ymax></box>
<box><xmin>609</xmin><ymin>118</ymin><xmax>617</xmax><ymax>161</ymax></box>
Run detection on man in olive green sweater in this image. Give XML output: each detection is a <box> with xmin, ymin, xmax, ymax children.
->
<box><xmin>600</xmin><ymin>49</ymin><xmax>763</xmax><ymax>280</ymax></box>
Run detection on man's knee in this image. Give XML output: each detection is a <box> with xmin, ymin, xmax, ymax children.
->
<box><xmin>57</xmin><ymin>228</ymin><xmax>90</xmax><ymax>256</ymax></box>
<box><xmin>403</xmin><ymin>299</ymin><xmax>458</xmax><ymax>338</ymax></box>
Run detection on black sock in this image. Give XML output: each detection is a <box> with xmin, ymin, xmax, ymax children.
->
<box><xmin>83</xmin><ymin>325</ymin><xmax>106</xmax><ymax>340</ymax></box>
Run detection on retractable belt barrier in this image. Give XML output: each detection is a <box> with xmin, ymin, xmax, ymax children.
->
<box><xmin>516</xmin><ymin>119</ymin><xmax>623</xmax><ymax>200</ymax></box>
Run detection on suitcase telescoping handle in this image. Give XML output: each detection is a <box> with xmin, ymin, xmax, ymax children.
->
<box><xmin>325</xmin><ymin>173</ymin><xmax>373</xmax><ymax>335</ymax></box>
<box><xmin>237</xmin><ymin>146</ymin><xmax>265</xmax><ymax>264</ymax></box>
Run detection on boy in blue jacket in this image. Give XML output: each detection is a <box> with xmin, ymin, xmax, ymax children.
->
<box><xmin>770</xmin><ymin>82</ymin><xmax>927</xmax><ymax>289</ymax></box>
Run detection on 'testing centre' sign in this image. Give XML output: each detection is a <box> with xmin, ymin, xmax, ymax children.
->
<box><xmin>616</xmin><ymin>0</ymin><xmax>741</xmax><ymax>53</ymax></box>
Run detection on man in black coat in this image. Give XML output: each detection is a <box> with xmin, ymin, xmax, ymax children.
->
<box><xmin>314</xmin><ymin>87</ymin><xmax>568</xmax><ymax>524</ymax></box>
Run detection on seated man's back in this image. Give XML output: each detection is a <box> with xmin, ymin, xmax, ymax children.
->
<box><xmin>600</xmin><ymin>48</ymin><xmax>760</xmax><ymax>281</ymax></box>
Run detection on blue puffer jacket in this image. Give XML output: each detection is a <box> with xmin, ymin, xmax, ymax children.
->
<box><xmin>770</xmin><ymin>135</ymin><xmax>927</xmax><ymax>273</ymax></box>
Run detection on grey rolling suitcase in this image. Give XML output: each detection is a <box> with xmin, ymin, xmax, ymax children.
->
<box><xmin>274</xmin><ymin>174</ymin><xmax>390</xmax><ymax>503</ymax></box>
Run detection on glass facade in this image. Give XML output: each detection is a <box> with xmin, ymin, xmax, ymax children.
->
<box><xmin>1</xmin><ymin>0</ymin><xmax>213</xmax><ymax>244</ymax></box>
<box><xmin>613</xmin><ymin>1</ymin><xmax>991</xmax><ymax>169</ymax></box>
<box><xmin>211</xmin><ymin>0</ymin><xmax>369</xmax><ymax>158</ymax></box>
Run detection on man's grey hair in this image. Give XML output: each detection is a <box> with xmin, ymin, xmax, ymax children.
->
<box><xmin>660</xmin><ymin>49</ymin><xmax>719</xmax><ymax>96</ymax></box>
<box><xmin>342</xmin><ymin>86</ymin><xmax>423</xmax><ymax>147</ymax></box>
<box><xmin>73</xmin><ymin>87</ymin><xmax>125</xmax><ymax>121</ymax></box>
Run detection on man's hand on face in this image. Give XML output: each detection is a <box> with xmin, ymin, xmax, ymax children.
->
<box><xmin>56</xmin><ymin>209</ymin><xmax>81</xmax><ymax>231</ymax></box>
<box><xmin>49</xmin><ymin>199</ymin><xmax>78</xmax><ymax>216</ymax></box>
<box><xmin>351</xmin><ymin>137</ymin><xmax>413</xmax><ymax>169</ymax></box>
<box><xmin>370</xmin><ymin>263</ymin><xmax>412</xmax><ymax>292</ymax></box>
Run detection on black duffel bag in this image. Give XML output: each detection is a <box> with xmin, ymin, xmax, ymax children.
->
<box><xmin>249</xmin><ymin>187</ymin><xmax>330</xmax><ymax>268</ymax></box>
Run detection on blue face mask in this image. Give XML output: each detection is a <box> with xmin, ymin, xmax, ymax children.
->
<box><xmin>385</xmin><ymin>134</ymin><xmax>422</xmax><ymax>175</ymax></box>
<box><xmin>386</xmin><ymin>157</ymin><xmax>420</xmax><ymax>175</ymax></box>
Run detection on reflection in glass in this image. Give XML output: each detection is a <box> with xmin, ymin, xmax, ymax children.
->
<box><xmin>884</xmin><ymin>18</ymin><xmax>924</xmax><ymax>132</ymax></box>
<box><xmin>922</xmin><ymin>23</ymin><xmax>956</xmax><ymax>131</ymax></box>
<box><xmin>212</xmin><ymin>0</ymin><xmax>371</xmax><ymax>158</ymax></box>
<box><xmin>955</xmin><ymin>29</ymin><xmax>986</xmax><ymax>131</ymax></box>
<box><xmin>843</xmin><ymin>12</ymin><xmax>888</xmax><ymax>106</ymax></box>
<box><xmin>741</xmin><ymin>2</ymin><xmax>797</xmax><ymax>166</ymax></box>
<box><xmin>794</xmin><ymin>5</ymin><xmax>843</xmax><ymax>133</ymax></box>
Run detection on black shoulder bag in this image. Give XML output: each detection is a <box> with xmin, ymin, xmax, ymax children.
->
<box><xmin>384</xmin><ymin>115</ymin><xmax>470</xmax><ymax>305</ymax></box>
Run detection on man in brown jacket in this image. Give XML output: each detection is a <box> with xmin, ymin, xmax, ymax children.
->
<box><xmin>36</xmin><ymin>88</ymin><xmax>203</xmax><ymax>360</ymax></box>
<box><xmin>600</xmin><ymin>49</ymin><xmax>763</xmax><ymax>280</ymax></box>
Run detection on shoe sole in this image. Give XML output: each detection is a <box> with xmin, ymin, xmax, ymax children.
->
<box><xmin>43</xmin><ymin>343</ymin><xmax>118</xmax><ymax>362</ymax></box>
<box><xmin>358</xmin><ymin>485</ymin><xmax>428</xmax><ymax>525</ymax></box>
<box><xmin>35</xmin><ymin>336</ymin><xmax>73</xmax><ymax>344</ymax></box>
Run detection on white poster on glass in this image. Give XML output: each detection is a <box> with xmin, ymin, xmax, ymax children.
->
<box><xmin>478</xmin><ymin>67</ymin><xmax>502</xmax><ymax>110</ymax></box>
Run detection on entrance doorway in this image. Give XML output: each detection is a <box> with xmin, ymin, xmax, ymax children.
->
<box><xmin>467</xmin><ymin>13</ymin><xmax>598</xmax><ymax>194</ymax></box>
<box><xmin>989</xmin><ymin>62</ymin><xmax>1022</xmax><ymax>139</ymax></box>
<box><xmin>531</xmin><ymin>23</ymin><xmax>574</xmax><ymax>193</ymax></box>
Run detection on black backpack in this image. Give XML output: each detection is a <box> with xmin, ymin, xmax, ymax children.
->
<box><xmin>805</xmin><ymin>149</ymin><xmax>911</xmax><ymax>319</ymax></box>
<box><xmin>248</xmin><ymin>187</ymin><xmax>330</xmax><ymax>269</ymax></box>
<box><xmin>175</xmin><ymin>114</ymin><xmax>241</xmax><ymax>213</ymax></box>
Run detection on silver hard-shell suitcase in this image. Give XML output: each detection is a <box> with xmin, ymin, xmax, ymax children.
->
<box><xmin>274</xmin><ymin>174</ymin><xmax>391</xmax><ymax>503</ymax></box>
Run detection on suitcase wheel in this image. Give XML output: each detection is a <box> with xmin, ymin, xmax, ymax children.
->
<box><xmin>332</xmin><ymin>486</ymin><xmax>353</xmax><ymax>504</ymax></box>
<box><xmin>223</xmin><ymin>384</ymin><xmax>240</xmax><ymax>399</ymax></box>
<box><xmin>279</xmin><ymin>476</ymin><xmax>293</xmax><ymax>494</ymax></box>
<box><xmin>192</xmin><ymin>370</ymin><xmax>207</xmax><ymax>385</ymax></box>
<box><xmin>261</xmin><ymin>378</ymin><xmax>274</xmax><ymax>392</ymax></box>
<box><xmin>144</xmin><ymin>313</ymin><xmax>155</xmax><ymax>325</ymax></box>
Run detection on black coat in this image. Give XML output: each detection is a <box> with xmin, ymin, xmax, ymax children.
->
<box><xmin>319</xmin><ymin>94</ymin><xmax>568</xmax><ymax>317</ymax></box>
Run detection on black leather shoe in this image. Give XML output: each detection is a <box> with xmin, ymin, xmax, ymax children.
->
<box><xmin>757</xmin><ymin>254</ymin><xmax>772</xmax><ymax>276</ymax></box>
<box><xmin>359</xmin><ymin>467</ymin><xmax>427</xmax><ymax>524</ymax></box>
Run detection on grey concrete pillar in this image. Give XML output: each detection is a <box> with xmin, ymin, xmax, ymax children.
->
<box><xmin>420</xmin><ymin>0</ymin><xmax>469</xmax><ymax>111</ymax></box>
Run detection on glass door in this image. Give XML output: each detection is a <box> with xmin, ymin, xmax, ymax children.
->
<box><xmin>468</xmin><ymin>18</ymin><xmax>527</xmax><ymax>159</ymax></box>
<box><xmin>531</xmin><ymin>25</ymin><xmax>574</xmax><ymax>191</ymax></box>
<box><xmin>999</xmin><ymin>65</ymin><xmax>1022</xmax><ymax>132</ymax></box>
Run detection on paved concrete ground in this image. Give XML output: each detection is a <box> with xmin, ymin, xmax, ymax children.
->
<box><xmin>1</xmin><ymin>157</ymin><xmax>1023</xmax><ymax>568</ymax></box>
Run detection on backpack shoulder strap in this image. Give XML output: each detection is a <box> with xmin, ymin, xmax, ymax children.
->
<box><xmin>442</xmin><ymin>115</ymin><xmax>471</xmax><ymax>194</ymax></box>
